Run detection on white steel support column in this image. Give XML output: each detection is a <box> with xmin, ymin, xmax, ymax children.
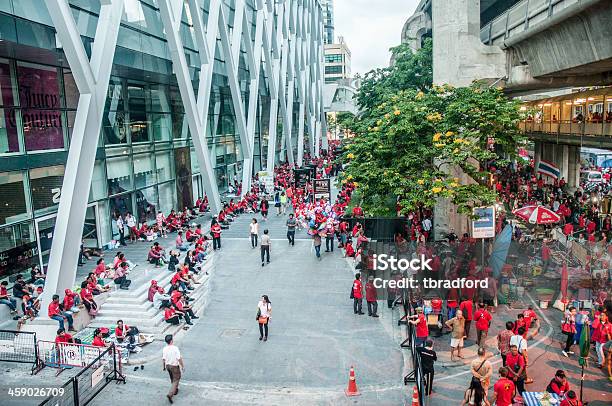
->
<box><xmin>158</xmin><ymin>0</ymin><xmax>222</xmax><ymax>214</ymax></box>
<box><xmin>41</xmin><ymin>0</ymin><xmax>124</xmax><ymax>314</ymax></box>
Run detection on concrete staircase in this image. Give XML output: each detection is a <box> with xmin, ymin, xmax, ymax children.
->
<box><xmin>89</xmin><ymin>250</ymin><xmax>216</xmax><ymax>338</ymax></box>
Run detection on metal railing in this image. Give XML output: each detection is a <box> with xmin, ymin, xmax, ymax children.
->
<box><xmin>519</xmin><ymin>120</ymin><xmax>612</xmax><ymax>137</ymax></box>
<box><xmin>481</xmin><ymin>0</ymin><xmax>580</xmax><ymax>45</ymax></box>
<box><xmin>0</xmin><ymin>330</ymin><xmax>42</xmax><ymax>374</ymax></box>
<box><xmin>39</xmin><ymin>344</ymin><xmax>125</xmax><ymax>406</ymax></box>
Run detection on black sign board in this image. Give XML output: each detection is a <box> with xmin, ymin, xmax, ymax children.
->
<box><xmin>294</xmin><ymin>168</ymin><xmax>312</xmax><ymax>189</ymax></box>
<box><xmin>0</xmin><ymin>241</ymin><xmax>39</xmax><ymax>278</ymax></box>
<box><xmin>313</xmin><ymin>178</ymin><xmax>331</xmax><ymax>202</ymax></box>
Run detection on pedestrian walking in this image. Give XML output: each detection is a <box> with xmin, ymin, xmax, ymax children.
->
<box><xmin>351</xmin><ymin>273</ymin><xmax>364</xmax><ymax>315</ymax></box>
<box><xmin>505</xmin><ymin>344</ymin><xmax>526</xmax><ymax>394</ymax></box>
<box><xmin>260</xmin><ymin>229</ymin><xmax>271</xmax><ymax>267</ymax></box>
<box><xmin>492</xmin><ymin>367</ymin><xmax>515</xmax><ymax>406</ymax></box>
<box><xmin>409</xmin><ymin>307</ymin><xmax>429</xmax><ymax>346</ymax></box>
<box><xmin>257</xmin><ymin>295</ymin><xmax>271</xmax><ymax>341</ymax></box>
<box><xmin>416</xmin><ymin>339</ymin><xmax>437</xmax><ymax>396</ymax></box>
<box><xmin>260</xmin><ymin>199</ymin><xmax>269</xmax><ymax>220</ymax></box>
<box><xmin>324</xmin><ymin>221</ymin><xmax>335</xmax><ymax>252</ymax></box>
<box><xmin>211</xmin><ymin>219</ymin><xmax>222</xmax><ymax>250</ymax></box>
<box><xmin>459</xmin><ymin>297</ymin><xmax>474</xmax><ymax>339</ymax></box>
<box><xmin>286</xmin><ymin>214</ymin><xmax>297</xmax><ymax>246</ymax></box>
<box><xmin>470</xmin><ymin>347</ymin><xmax>493</xmax><ymax>393</ymax></box>
<box><xmin>274</xmin><ymin>190</ymin><xmax>281</xmax><ymax>215</ymax></box>
<box><xmin>162</xmin><ymin>334</ymin><xmax>184</xmax><ymax>404</ymax></box>
<box><xmin>474</xmin><ymin>303</ymin><xmax>492</xmax><ymax>347</ymax></box>
<box><xmin>249</xmin><ymin>218</ymin><xmax>259</xmax><ymax>248</ymax></box>
<box><xmin>445</xmin><ymin>309</ymin><xmax>466</xmax><ymax>361</ymax></box>
<box><xmin>497</xmin><ymin>321</ymin><xmax>514</xmax><ymax>366</ymax></box>
<box><xmin>365</xmin><ymin>275</ymin><xmax>378</xmax><ymax>317</ymax></box>
<box><xmin>116</xmin><ymin>213</ymin><xmax>126</xmax><ymax>246</ymax></box>
<box><xmin>280</xmin><ymin>191</ymin><xmax>287</xmax><ymax>214</ymax></box>
<box><xmin>313</xmin><ymin>232</ymin><xmax>322</xmax><ymax>259</ymax></box>
<box><xmin>461</xmin><ymin>377</ymin><xmax>489</xmax><ymax>406</ymax></box>
<box><xmin>561</xmin><ymin>306</ymin><xmax>577</xmax><ymax>357</ymax></box>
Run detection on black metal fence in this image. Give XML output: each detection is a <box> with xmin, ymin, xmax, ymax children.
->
<box><xmin>39</xmin><ymin>344</ymin><xmax>125</xmax><ymax>406</ymax></box>
<box><xmin>0</xmin><ymin>329</ymin><xmax>42</xmax><ymax>374</ymax></box>
<box><xmin>395</xmin><ymin>290</ymin><xmax>425</xmax><ymax>405</ymax></box>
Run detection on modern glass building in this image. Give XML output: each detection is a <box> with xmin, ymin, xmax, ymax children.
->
<box><xmin>0</xmin><ymin>0</ymin><xmax>325</xmax><ymax>277</ymax></box>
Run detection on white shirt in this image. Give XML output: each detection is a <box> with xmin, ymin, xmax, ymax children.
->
<box><xmin>249</xmin><ymin>223</ymin><xmax>259</xmax><ymax>234</ymax></box>
<box><xmin>510</xmin><ymin>334</ymin><xmax>527</xmax><ymax>353</ymax></box>
<box><xmin>258</xmin><ymin>301</ymin><xmax>271</xmax><ymax>318</ymax></box>
<box><xmin>422</xmin><ymin>218</ymin><xmax>432</xmax><ymax>231</ymax></box>
<box><xmin>153</xmin><ymin>291</ymin><xmax>170</xmax><ymax>309</ymax></box>
<box><xmin>126</xmin><ymin>215</ymin><xmax>136</xmax><ymax>228</ymax></box>
<box><xmin>162</xmin><ymin>344</ymin><xmax>181</xmax><ymax>366</ymax></box>
<box><xmin>116</xmin><ymin>217</ymin><xmax>124</xmax><ymax>230</ymax></box>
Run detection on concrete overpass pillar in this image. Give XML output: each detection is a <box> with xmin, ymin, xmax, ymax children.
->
<box><xmin>567</xmin><ymin>146</ymin><xmax>580</xmax><ymax>189</ymax></box>
<box><xmin>431</xmin><ymin>0</ymin><xmax>506</xmax><ymax>86</ymax></box>
<box><xmin>534</xmin><ymin>141</ymin><xmax>543</xmax><ymax>173</ymax></box>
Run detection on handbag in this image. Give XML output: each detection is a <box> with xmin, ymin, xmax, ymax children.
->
<box><xmin>350</xmin><ymin>287</ymin><xmax>354</xmax><ymax>299</ymax></box>
<box><xmin>561</xmin><ymin>316</ymin><xmax>575</xmax><ymax>334</ymax></box>
<box><xmin>258</xmin><ymin>316</ymin><xmax>268</xmax><ymax>324</ymax></box>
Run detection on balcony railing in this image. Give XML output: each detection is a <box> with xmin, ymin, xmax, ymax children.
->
<box><xmin>519</xmin><ymin>120</ymin><xmax>612</xmax><ymax>137</ymax></box>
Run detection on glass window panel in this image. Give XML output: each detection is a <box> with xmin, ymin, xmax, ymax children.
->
<box><xmin>109</xmin><ymin>194</ymin><xmax>133</xmax><ymax>238</ymax></box>
<box><xmin>0</xmin><ymin>171</ymin><xmax>29</xmax><ymax>225</ymax></box>
<box><xmin>190</xmin><ymin>148</ymin><xmax>200</xmax><ymax>173</ymax></box>
<box><xmin>157</xmin><ymin>181</ymin><xmax>175</xmax><ymax>215</ymax></box>
<box><xmin>150</xmin><ymin>85</ymin><xmax>170</xmax><ymax>113</ymax></box>
<box><xmin>106</xmin><ymin>155</ymin><xmax>133</xmax><ymax>195</ymax></box>
<box><xmin>128</xmin><ymin>83</ymin><xmax>149</xmax><ymax>143</ymax></box>
<box><xmin>152</xmin><ymin>113</ymin><xmax>172</xmax><ymax>141</ymax></box>
<box><xmin>135</xmin><ymin>186</ymin><xmax>158</xmax><ymax>224</ymax></box>
<box><xmin>103</xmin><ymin>78</ymin><xmax>127</xmax><ymax>145</ymax></box>
<box><xmin>133</xmin><ymin>152</ymin><xmax>156</xmax><ymax>188</ymax></box>
<box><xmin>17</xmin><ymin>62</ymin><xmax>64</xmax><ymax>151</ymax></box>
<box><xmin>62</xmin><ymin>70</ymin><xmax>79</xmax><ymax>109</ymax></box>
<box><xmin>0</xmin><ymin>59</ymin><xmax>20</xmax><ymax>153</ymax></box>
<box><xmin>29</xmin><ymin>165</ymin><xmax>65</xmax><ymax>214</ymax></box>
<box><xmin>90</xmin><ymin>160</ymin><xmax>107</xmax><ymax>201</ymax></box>
<box><xmin>155</xmin><ymin>150</ymin><xmax>174</xmax><ymax>182</ymax></box>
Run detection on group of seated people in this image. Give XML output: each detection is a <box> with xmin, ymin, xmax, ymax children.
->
<box><xmin>148</xmin><ymin>267</ymin><xmax>200</xmax><ymax>328</ymax></box>
<box><xmin>1</xmin><ymin>269</ymin><xmax>48</xmax><ymax>320</ymax></box>
<box><xmin>93</xmin><ymin>251</ymin><xmax>135</xmax><ymax>290</ymax></box>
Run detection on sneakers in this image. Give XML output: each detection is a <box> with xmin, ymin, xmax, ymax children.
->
<box><xmin>568</xmin><ymin>351</ymin><xmax>575</xmax><ymax>354</ymax></box>
<box><xmin>561</xmin><ymin>350</ymin><xmax>569</xmax><ymax>357</ymax></box>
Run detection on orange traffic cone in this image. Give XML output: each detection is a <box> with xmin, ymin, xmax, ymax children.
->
<box><xmin>411</xmin><ymin>385</ymin><xmax>419</xmax><ymax>406</ymax></box>
<box><xmin>344</xmin><ymin>365</ymin><xmax>361</xmax><ymax>396</ymax></box>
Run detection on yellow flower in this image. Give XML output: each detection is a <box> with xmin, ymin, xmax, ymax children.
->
<box><xmin>373</xmin><ymin>126</ymin><xmax>379</xmax><ymax>132</ymax></box>
<box><xmin>417</xmin><ymin>179</ymin><xmax>425</xmax><ymax>185</ymax></box>
<box><xmin>353</xmin><ymin>182</ymin><xmax>359</xmax><ymax>187</ymax></box>
<box><xmin>416</xmin><ymin>91</ymin><xmax>424</xmax><ymax>99</ymax></box>
<box><xmin>347</xmin><ymin>175</ymin><xmax>353</xmax><ymax>180</ymax></box>
<box><xmin>384</xmin><ymin>113</ymin><xmax>390</xmax><ymax>120</ymax></box>
<box><xmin>376</xmin><ymin>120</ymin><xmax>383</xmax><ymax>126</ymax></box>
<box><xmin>341</xmin><ymin>179</ymin><xmax>347</xmax><ymax>184</ymax></box>
<box><xmin>432</xmin><ymin>187</ymin><xmax>442</xmax><ymax>194</ymax></box>
<box><xmin>432</xmin><ymin>133</ymin><xmax>442</xmax><ymax>142</ymax></box>
<box><xmin>434</xmin><ymin>143</ymin><xmax>446</xmax><ymax>148</ymax></box>
<box><xmin>450</xmin><ymin>182</ymin><xmax>459</xmax><ymax>188</ymax></box>
<box><xmin>347</xmin><ymin>153</ymin><xmax>355</xmax><ymax>159</ymax></box>
<box><xmin>453</xmin><ymin>148</ymin><xmax>459</xmax><ymax>154</ymax></box>
<box><xmin>454</xmin><ymin>138</ymin><xmax>464</xmax><ymax>144</ymax></box>
<box><xmin>426</xmin><ymin>112</ymin><xmax>442</xmax><ymax>122</ymax></box>
<box><xmin>445</xmin><ymin>131</ymin><xmax>454</xmax><ymax>137</ymax></box>
<box><xmin>394</xmin><ymin>110</ymin><xmax>401</xmax><ymax>116</ymax></box>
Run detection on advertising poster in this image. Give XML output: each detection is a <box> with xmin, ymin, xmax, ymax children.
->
<box><xmin>472</xmin><ymin>206</ymin><xmax>496</xmax><ymax>239</ymax></box>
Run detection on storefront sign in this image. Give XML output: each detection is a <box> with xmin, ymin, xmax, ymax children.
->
<box><xmin>313</xmin><ymin>178</ymin><xmax>331</xmax><ymax>202</ymax></box>
<box><xmin>0</xmin><ymin>241</ymin><xmax>39</xmax><ymax>278</ymax></box>
<box><xmin>472</xmin><ymin>206</ymin><xmax>496</xmax><ymax>239</ymax></box>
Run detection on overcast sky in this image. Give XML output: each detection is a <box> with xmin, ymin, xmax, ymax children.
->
<box><xmin>334</xmin><ymin>0</ymin><xmax>419</xmax><ymax>76</ymax></box>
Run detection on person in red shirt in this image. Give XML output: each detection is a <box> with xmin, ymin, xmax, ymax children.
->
<box><xmin>352</xmin><ymin>273</ymin><xmax>363</xmax><ymax>315</ymax></box>
<box><xmin>63</xmin><ymin>289</ymin><xmax>79</xmax><ymax>312</ymax></box>
<box><xmin>79</xmin><ymin>281</ymin><xmax>97</xmax><ymax>315</ymax></box>
<box><xmin>352</xmin><ymin>206</ymin><xmax>364</xmax><ymax>217</ymax></box>
<box><xmin>505</xmin><ymin>344</ymin><xmax>525</xmax><ymax>394</ymax></box>
<box><xmin>493</xmin><ymin>367</ymin><xmax>516</xmax><ymax>406</ymax></box>
<box><xmin>211</xmin><ymin>220</ymin><xmax>222</xmax><ymax>250</ymax></box>
<box><xmin>474</xmin><ymin>303</ymin><xmax>492</xmax><ymax>347</ymax></box>
<box><xmin>523</xmin><ymin>306</ymin><xmax>539</xmax><ymax>336</ymax></box>
<box><xmin>459</xmin><ymin>297</ymin><xmax>474</xmax><ymax>339</ymax></box>
<box><xmin>563</xmin><ymin>222</ymin><xmax>574</xmax><ymax>239</ymax></box>
<box><xmin>409</xmin><ymin>307</ymin><xmax>429</xmax><ymax>346</ymax></box>
<box><xmin>546</xmin><ymin>369</ymin><xmax>570</xmax><ymax>396</ymax></box>
<box><xmin>344</xmin><ymin>241</ymin><xmax>356</xmax><ymax>257</ymax></box>
<box><xmin>365</xmin><ymin>275</ymin><xmax>378</xmax><ymax>318</ymax></box>
<box><xmin>55</xmin><ymin>328</ymin><xmax>75</xmax><ymax>345</ymax></box>
<box><xmin>48</xmin><ymin>294</ymin><xmax>75</xmax><ymax>332</ymax></box>
<box><xmin>541</xmin><ymin>241</ymin><xmax>551</xmax><ymax>271</ymax></box>
<box><xmin>559</xmin><ymin>390</ymin><xmax>582</xmax><ymax>406</ymax></box>
<box><xmin>91</xmin><ymin>328</ymin><xmax>106</xmax><ymax>347</ymax></box>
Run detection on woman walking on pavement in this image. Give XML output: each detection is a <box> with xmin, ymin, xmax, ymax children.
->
<box><xmin>257</xmin><ymin>295</ymin><xmax>272</xmax><ymax>341</ymax></box>
<box><xmin>561</xmin><ymin>306</ymin><xmax>577</xmax><ymax>357</ymax></box>
<box><xmin>249</xmin><ymin>218</ymin><xmax>259</xmax><ymax>248</ymax></box>
<box><xmin>260</xmin><ymin>229</ymin><xmax>271</xmax><ymax>266</ymax></box>
<box><xmin>260</xmin><ymin>199</ymin><xmax>269</xmax><ymax>221</ymax></box>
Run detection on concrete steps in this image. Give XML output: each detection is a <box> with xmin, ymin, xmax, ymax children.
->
<box><xmin>89</xmin><ymin>252</ymin><xmax>216</xmax><ymax>337</ymax></box>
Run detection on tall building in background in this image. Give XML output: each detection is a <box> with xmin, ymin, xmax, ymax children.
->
<box><xmin>321</xmin><ymin>0</ymin><xmax>335</xmax><ymax>44</ymax></box>
<box><xmin>324</xmin><ymin>37</ymin><xmax>351</xmax><ymax>83</ymax></box>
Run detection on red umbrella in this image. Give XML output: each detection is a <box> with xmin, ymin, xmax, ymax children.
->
<box><xmin>560</xmin><ymin>263</ymin><xmax>568</xmax><ymax>303</ymax></box>
<box><xmin>512</xmin><ymin>205</ymin><xmax>561</xmax><ymax>225</ymax></box>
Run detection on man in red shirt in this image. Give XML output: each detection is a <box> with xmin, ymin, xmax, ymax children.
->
<box><xmin>365</xmin><ymin>276</ymin><xmax>379</xmax><ymax>318</ymax></box>
<box><xmin>409</xmin><ymin>307</ymin><xmax>429</xmax><ymax>346</ymax></box>
<box><xmin>211</xmin><ymin>220</ymin><xmax>222</xmax><ymax>250</ymax></box>
<box><xmin>505</xmin><ymin>344</ymin><xmax>525</xmax><ymax>394</ymax></box>
<box><xmin>541</xmin><ymin>241</ymin><xmax>551</xmax><ymax>271</ymax></box>
<box><xmin>54</xmin><ymin>328</ymin><xmax>75</xmax><ymax>345</ymax></box>
<box><xmin>523</xmin><ymin>305</ymin><xmax>539</xmax><ymax>336</ymax></box>
<box><xmin>459</xmin><ymin>297</ymin><xmax>474</xmax><ymax>339</ymax></box>
<box><xmin>352</xmin><ymin>273</ymin><xmax>364</xmax><ymax>315</ymax></box>
<box><xmin>474</xmin><ymin>303</ymin><xmax>492</xmax><ymax>347</ymax></box>
<box><xmin>48</xmin><ymin>294</ymin><xmax>75</xmax><ymax>332</ymax></box>
<box><xmin>493</xmin><ymin>367</ymin><xmax>516</xmax><ymax>406</ymax></box>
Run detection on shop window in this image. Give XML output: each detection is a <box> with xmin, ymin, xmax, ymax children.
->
<box><xmin>0</xmin><ymin>171</ymin><xmax>29</xmax><ymax>225</ymax></box>
<box><xmin>152</xmin><ymin>113</ymin><xmax>172</xmax><ymax>141</ymax></box>
<box><xmin>157</xmin><ymin>181</ymin><xmax>175</xmax><ymax>215</ymax></box>
<box><xmin>0</xmin><ymin>60</ymin><xmax>20</xmax><ymax>154</ymax></box>
<box><xmin>0</xmin><ymin>221</ymin><xmax>37</xmax><ymax>278</ymax></box>
<box><xmin>29</xmin><ymin>165</ymin><xmax>65</xmax><ymax>214</ymax></box>
<box><xmin>16</xmin><ymin>62</ymin><xmax>64</xmax><ymax>151</ymax></box>
<box><xmin>103</xmin><ymin>78</ymin><xmax>127</xmax><ymax>145</ymax></box>
<box><xmin>107</xmin><ymin>155</ymin><xmax>133</xmax><ymax>195</ymax></box>
<box><xmin>133</xmin><ymin>152</ymin><xmax>156</xmax><ymax>188</ymax></box>
<box><xmin>155</xmin><ymin>150</ymin><xmax>174</xmax><ymax>182</ymax></box>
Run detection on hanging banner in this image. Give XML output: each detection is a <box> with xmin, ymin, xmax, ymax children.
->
<box><xmin>472</xmin><ymin>206</ymin><xmax>496</xmax><ymax>239</ymax></box>
<box><xmin>293</xmin><ymin>168</ymin><xmax>312</xmax><ymax>189</ymax></box>
<box><xmin>313</xmin><ymin>178</ymin><xmax>331</xmax><ymax>202</ymax></box>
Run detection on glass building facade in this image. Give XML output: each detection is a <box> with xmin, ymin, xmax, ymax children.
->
<box><xmin>0</xmin><ymin>0</ymin><xmax>305</xmax><ymax>274</ymax></box>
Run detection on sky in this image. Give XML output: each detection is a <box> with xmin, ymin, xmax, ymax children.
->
<box><xmin>333</xmin><ymin>0</ymin><xmax>419</xmax><ymax>76</ymax></box>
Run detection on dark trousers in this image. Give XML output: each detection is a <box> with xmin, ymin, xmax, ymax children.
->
<box><xmin>367</xmin><ymin>300</ymin><xmax>378</xmax><ymax>316</ymax></box>
<box><xmin>476</xmin><ymin>329</ymin><xmax>488</xmax><ymax>347</ymax></box>
<box><xmin>314</xmin><ymin>245</ymin><xmax>321</xmax><ymax>257</ymax></box>
<box><xmin>501</xmin><ymin>353</ymin><xmax>507</xmax><ymax>366</ymax></box>
<box><xmin>514</xmin><ymin>377</ymin><xmax>525</xmax><ymax>394</ymax></box>
<box><xmin>118</xmin><ymin>228</ymin><xmax>126</xmax><ymax>246</ymax></box>
<box><xmin>563</xmin><ymin>331</ymin><xmax>574</xmax><ymax>352</ymax></box>
<box><xmin>166</xmin><ymin>316</ymin><xmax>180</xmax><ymax>325</ymax></box>
<box><xmin>258</xmin><ymin>322</ymin><xmax>269</xmax><ymax>338</ymax></box>
<box><xmin>464</xmin><ymin>320</ymin><xmax>472</xmax><ymax>338</ymax></box>
<box><xmin>353</xmin><ymin>298</ymin><xmax>362</xmax><ymax>313</ymax></box>
<box><xmin>423</xmin><ymin>371</ymin><xmax>434</xmax><ymax>396</ymax></box>
<box><xmin>260</xmin><ymin>245</ymin><xmax>270</xmax><ymax>263</ymax></box>
<box><xmin>287</xmin><ymin>231</ymin><xmax>295</xmax><ymax>245</ymax></box>
<box><xmin>251</xmin><ymin>233</ymin><xmax>258</xmax><ymax>247</ymax></box>
<box><xmin>166</xmin><ymin>365</ymin><xmax>181</xmax><ymax>397</ymax></box>
<box><xmin>213</xmin><ymin>236</ymin><xmax>221</xmax><ymax>250</ymax></box>
<box><xmin>326</xmin><ymin>236</ymin><xmax>334</xmax><ymax>252</ymax></box>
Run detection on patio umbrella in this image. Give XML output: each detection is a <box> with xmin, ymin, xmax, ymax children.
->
<box><xmin>512</xmin><ymin>205</ymin><xmax>561</xmax><ymax>225</ymax></box>
<box><xmin>578</xmin><ymin>320</ymin><xmax>591</xmax><ymax>402</ymax></box>
<box><xmin>489</xmin><ymin>224</ymin><xmax>512</xmax><ymax>278</ymax></box>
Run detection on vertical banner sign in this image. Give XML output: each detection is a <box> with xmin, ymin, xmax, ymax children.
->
<box><xmin>257</xmin><ymin>171</ymin><xmax>273</xmax><ymax>193</ymax></box>
<box><xmin>472</xmin><ymin>206</ymin><xmax>496</xmax><ymax>238</ymax></box>
<box><xmin>313</xmin><ymin>178</ymin><xmax>331</xmax><ymax>202</ymax></box>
